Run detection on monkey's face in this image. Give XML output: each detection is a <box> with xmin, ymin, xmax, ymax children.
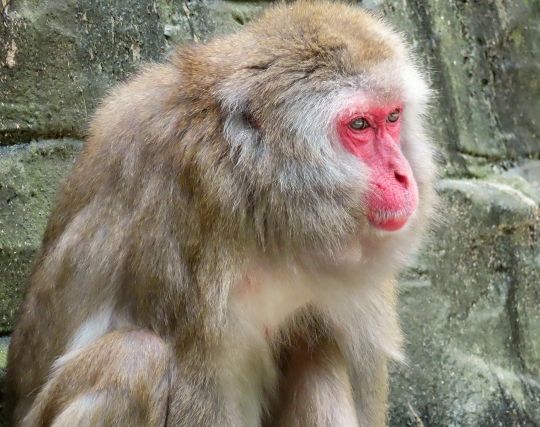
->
<box><xmin>335</xmin><ymin>96</ymin><xmax>418</xmax><ymax>232</ymax></box>
<box><xmin>218</xmin><ymin>64</ymin><xmax>433</xmax><ymax>252</ymax></box>
<box><xmin>220</xmin><ymin>83</ymin><xmax>427</xmax><ymax>253</ymax></box>
<box><xmin>215</xmin><ymin>10</ymin><xmax>435</xmax><ymax>252</ymax></box>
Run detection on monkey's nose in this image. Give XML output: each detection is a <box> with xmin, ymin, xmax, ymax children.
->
<box><xmin>393</xmin><ymin>171</ymin><xmax>409</xmax><ymax>188</ymax></box>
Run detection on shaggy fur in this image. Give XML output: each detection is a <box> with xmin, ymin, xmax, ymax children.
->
<box><xmin>6</xmin><ymin>2</ymin><xmax>436</xmax><ymax>426</ymax></box>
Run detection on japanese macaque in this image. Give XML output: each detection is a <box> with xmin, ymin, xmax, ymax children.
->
<box><xmin>6</xmin><ymin>1</ymin><xmax>436</xmax><ymax>426</ymax></box>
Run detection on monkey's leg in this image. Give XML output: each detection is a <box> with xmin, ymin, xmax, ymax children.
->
<box><xmin>19</xmin><ymin>329</ymin><xmax>171</xmax><ymax>427</ymax></box>
<box><xmin>272</xmin><ymin>338</ymin><xmax>359</xmax><ymax>427</ymax></box>
<box><xmin>273</xmin><ymin>336</ymin><xmax>389</xmax><ymax>427</ymax></box>
<box><xmin>348</xmin><ymin>352</ymin><xmax>389</xmax><ymax>427</ymax></box>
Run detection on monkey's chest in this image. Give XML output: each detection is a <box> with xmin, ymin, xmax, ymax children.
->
<box><xmin>215</xmin><ymin>268</ymin><xmax>313</xmax><ymax>424</ymax></box>
<box><xmin>230</xmin><ymin>267</ymin><xmax>313</xmax><ymax>340</ymax></box>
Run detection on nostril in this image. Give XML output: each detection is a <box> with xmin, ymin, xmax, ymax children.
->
<box><xmin>394</xmin><ymin>171</ymin><xmax>408</xmax><ymax>187</ymax></box>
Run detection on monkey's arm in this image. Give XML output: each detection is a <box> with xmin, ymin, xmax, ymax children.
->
<box><xmin>18</xmin><ymin>329</ymin><xmax>171</xmax><ymax>427</ymax></box>
<box><xmin>274</xmin><ymin>279</ymin><xmax>401</xmax><ymax>427</ymax></box>
<box><xmin>271</xmin><ymin>333</ymin><xmax>390</xmax><ymax>427</ymax></box>
<box><xmin>272</xmin><ymin>337</ymin><xmax>359</xmax><ymax>427</ymax></box>
<box><xmin>342</xmin><ymin>279</ymin><xmax>402</xmax><ymax>427</ymax></box>
<box><xmin>347</xmin><ymin>349</ymin><xmax>390</xmax><ymax>427</ymax></box>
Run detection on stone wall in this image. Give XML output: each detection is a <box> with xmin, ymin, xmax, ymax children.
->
<box><xmin>1</xmin><ymin>0</ymin><xmax>539</xmax><ymax>425</ymax></box>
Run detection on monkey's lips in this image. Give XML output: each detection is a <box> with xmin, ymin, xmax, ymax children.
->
<box><xmin>368</xmin><ymin>210</ymin><xmax>411</xmax><ymax>231</ymax></box>
<box><xmin>366</xmin><ymin>185</ymin><xmax>419</xmax><ymax>232</ymax></box>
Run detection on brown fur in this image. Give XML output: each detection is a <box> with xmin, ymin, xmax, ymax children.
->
<box><xmin>6</xmin><ymin>2</ymin><xmax>436</xmax><ymax>426</ymax></box>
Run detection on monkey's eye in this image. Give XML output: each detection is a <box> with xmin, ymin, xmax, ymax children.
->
<box><xmin>387</xmin><ymin>110</ymin><xmax>400</xmax><ymax>123</ymax></box>
<box><xmin>349</xmin><ymin>117</ymin><xmax>369</xmax><ymax>130</ymax></box>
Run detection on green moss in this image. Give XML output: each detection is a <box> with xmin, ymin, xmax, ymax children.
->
<box><xmin>0</xmin><ymin>338</ymin><xmax>9</xmax><ymax>369</ymax></box>
<box><xmin>0</xmin><ymin>0</ymin><xmax>188</xmax><ymax>145</ymax></box>
<box><xmin>0</xmin><ymin>139</ymin><xmax>82</xmax><ymax>333</ymax></box>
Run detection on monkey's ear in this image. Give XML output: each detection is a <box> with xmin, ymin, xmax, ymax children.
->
<box><xmin>222</xmin><ymin>105</ymin><xmax>262</xmax><ymax>154</ymax></box>
<box><xmin>216</xmin><ymin>70</ymin><xmax>264</xmax><ymax>143</ymax></box>
<box><xmin>242</xmin><ymin>111</ymin><xmax>261</xmax><ymax>131</ymax></box>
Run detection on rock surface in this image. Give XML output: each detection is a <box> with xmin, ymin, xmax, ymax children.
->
<box><xmin>0</xmin><ymin>139</ymin><xmax>82</xmax><ymax>333</ymax></box>
<box><xmin>0</xmin><ymin>0</ymin><xmax>269</xmax><ymax>145</ymax></box>
<box><xmin>0</xmin><ymin>0</ymin><xmax>539</xmax><ymax>425</ymax></box>
<box><xmin>385</xmin><ymin>0</ymin><xmax>540</xmax><ymax>174</ymax></box>
<box><xmin>390</xmin><ymin>176</ymin><xmax>540</xmax><ymax>426</ymax></box>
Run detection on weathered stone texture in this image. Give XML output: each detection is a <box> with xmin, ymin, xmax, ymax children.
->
<box><xmin>390</xmin><ymin>176</ymin><xmax>540</xmax><ymax>426</ymax></box>
<box><xmin>0</xmin><ymin>139</ymin><xmax>82</xmax><ymax>332</ymax></box>
<box><xmin>385</xmin><ymin>0</ymin><xmax>540</xmax><ymax>173</ymax></box>
<box><xmin>381</xmin><ymin>1</ymin><xmax>540</xmax><ymax>423</ymax></box>
<box><xmin>0</xmin><ymin>0</ymin><xmax>268</xmax><ymax>145</ymax></box>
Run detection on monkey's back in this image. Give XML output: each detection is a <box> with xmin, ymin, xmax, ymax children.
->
<box><xmin>4</xmin><ymin>60</ymin><xmax>207</xmax><ymax>422</ymax></box>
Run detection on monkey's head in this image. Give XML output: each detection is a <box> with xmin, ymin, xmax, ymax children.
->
<box><xmin>186</xmin><ymin>1</ymin><xmax>436</xmax><ymax>257</ymax></box>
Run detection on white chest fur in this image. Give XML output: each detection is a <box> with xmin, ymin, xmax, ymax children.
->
<box><xmin>216</xmin><ymin>261</ymin><xmax>314</xmax><ymax>426</ymax></box>
<box><xmin>230</xmin><ymin>263</ymin><xmax>313</xmax><ymax>338</ymax></box>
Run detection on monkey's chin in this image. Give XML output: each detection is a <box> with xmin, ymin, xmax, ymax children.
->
<box><xmin>369</xmin><ymin>217</ymin><xmax>408</xmax><ymax>231</ymax></box>
<box><xmin>367</xmin><ymin>210</ymin><xmax>412</xmax><ymax>232</ymax></box>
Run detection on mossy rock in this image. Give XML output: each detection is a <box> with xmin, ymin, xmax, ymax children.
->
<box><xmin>390</xmin><ymin>176</ymin><xmax>540</xmax><ymax>426</ymax></box>
<box><xmin>0</xmin><ymin>0</ymin><xmax>269</xmax><ymax>145</ymax></box>
<box><xmin>0</xmin><ymin>139</ymin><xmax>82</xmax><ymax>333</ymax></box>
<box><xmin>385</xmin><ymin>0</ymin><xmax>540</xmax><ymax>171</ymax></box>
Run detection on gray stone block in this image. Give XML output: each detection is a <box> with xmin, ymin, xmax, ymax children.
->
<box><xmin>0</xmin><ymin>139</ymin><xmax>82</xmax><ymax>333</ymax></box>
<box><xmin>0</xmin><ymin>0</ymin><xmax>269</xmax><ymax>145</ymax></box>
<box><xmin>390</xmin><ymin>176</ymin><xmax>540</xmax><ymax>426</ymax></box>
<box><xmin>384</xmin><ymin>0</ymin><xmax>540</xmax><ymax>170</ymax></box>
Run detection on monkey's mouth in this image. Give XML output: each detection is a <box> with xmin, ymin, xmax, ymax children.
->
<box><xmin>368</xmin><ymin>210</ymin><xmax>411</xmax><ymax>231</ymax></box>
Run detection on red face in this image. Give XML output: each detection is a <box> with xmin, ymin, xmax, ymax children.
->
<box><xmin>336</xmin><ymin>99</ymin><xmax>419</xmax><ymax>231</ymax></box>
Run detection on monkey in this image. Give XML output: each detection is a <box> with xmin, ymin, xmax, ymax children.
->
<box><xmin>5</xmin><ymin>1</ymin><xmax>437</xmax><ymax>426</ymax></box>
